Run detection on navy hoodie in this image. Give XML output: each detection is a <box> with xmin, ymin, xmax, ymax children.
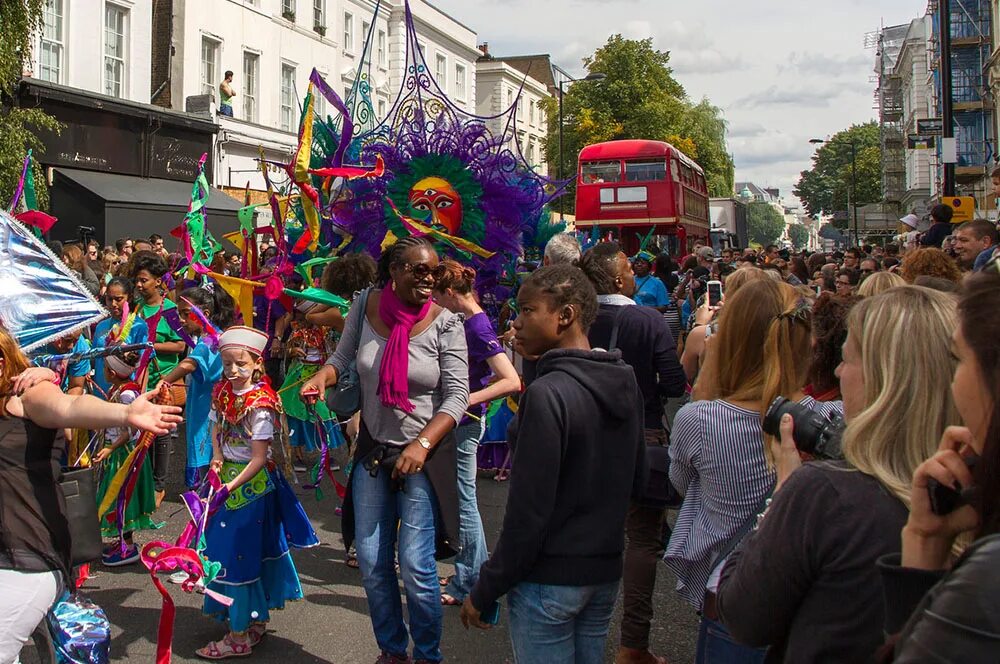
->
<box><xmin>469</xmin><ymin>348</ymin><xmax>646</xmax><ymax>612</ymax></box>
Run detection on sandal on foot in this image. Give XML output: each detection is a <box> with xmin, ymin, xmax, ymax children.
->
<box><xmin>196</xmin><ymin>635</ymin><xmax>252</xmax><ymax>660</ymax></box>
<box><xmin>345</xmin><ymin>555</ymin><xmax>360</xmax><ymax>569</ymax></box>
<box><xmin>439</xmin><ymin>575</ymin><xmax>453</xmax><ymax>587</ymax></box>
<box><xmin>248</xmin><ymin>623</ymin><xmax>267</xmax><ymax>647</ymax></box>
<box><xmin>441</xmin><ymin>593</ymin><xmax>462</xmax><ymax>606</ymax></box>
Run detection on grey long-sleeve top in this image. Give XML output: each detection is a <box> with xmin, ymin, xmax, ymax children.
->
<box><xmin>326</xmin><ymin>288</ymin><xmax>469</xmax><ymax>446</ymax></box>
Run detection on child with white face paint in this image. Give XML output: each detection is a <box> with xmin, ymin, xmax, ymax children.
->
<box><xmin>195</xmin><ymin>326</ymin><xmax>319</xmax><ymax>659</ymax></box>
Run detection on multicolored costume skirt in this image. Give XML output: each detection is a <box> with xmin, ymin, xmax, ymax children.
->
<box><xmin>477</xmin><ymin>397</ymin><xmax>516</xmax><ymax>472</ymax></box>
<box><xmin>95</xmin><ymin>441</ymin><xmax>163</xmax><ymax>537</ymax></box>
<box><xmin>202</xmin><ymin>460</ymin><xmax>319</xmax><ymax>632</ymax></box>
<box><xmin>281</xmin><ymin>362</ymin><xmax>342</xmax><ymax>452</ymax></box>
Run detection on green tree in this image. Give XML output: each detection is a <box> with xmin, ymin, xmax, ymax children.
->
<box><xmin>787</xmin><ymin>223</ymin><xmax>810</xmax><ymax>250</ymax></box>
<box><xmin>543</xmin><ymin>36</ymin><xmax>734</xmax><ymax>214</ymax></box>
<box><xmin>793</xmin><ymin>122</ymin><xmax>880</xmax><ymax>229</ymax></box>
<box><xmin>747</xmin><ymin>201</ymin><xmax>785</xmax><ymax>246</ymax></box>
<box><xmin>0</xmin><ymin>1</ymin><xmax>61</xmax><ymax>210</ymax></box>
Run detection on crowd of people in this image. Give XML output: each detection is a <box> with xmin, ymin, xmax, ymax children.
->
<box><xmin>0</xmin><ymin>216</ymin><xmax>998</xmax><ymax>664</ymax></box>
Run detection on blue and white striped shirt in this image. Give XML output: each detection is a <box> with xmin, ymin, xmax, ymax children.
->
<box><xmin>664</xmin><ymin>396</ymin><xmax>843</xmax><ymax>610</ymax></box>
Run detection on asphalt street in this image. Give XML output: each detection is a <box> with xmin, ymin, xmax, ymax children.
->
<box><xmin>21</xmin><ymin>436</ymin><xmax>698</xmax><ymax>664</ymax></box>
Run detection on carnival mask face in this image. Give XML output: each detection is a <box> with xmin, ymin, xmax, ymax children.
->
<box><xmin>408</xmin><ymin>177</ymin><xmax>463</xmax><ymax>236</ymax></box>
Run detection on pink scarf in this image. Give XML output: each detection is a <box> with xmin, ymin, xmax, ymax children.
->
<box><xmin>377</xmin><ymin>285</ymin><xmax>432</xmax><ymax>413</ymax></box>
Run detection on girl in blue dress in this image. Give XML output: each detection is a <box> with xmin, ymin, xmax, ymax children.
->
<box><xmin>195</xmin><ymin>326</ymin><xmax>318</xmax><ymax>660</ymax></box>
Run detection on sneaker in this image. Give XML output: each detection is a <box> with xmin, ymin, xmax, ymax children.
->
<box><xmin>102</xmin><ymin>545</ymin><xmax>139</xmax><ymax>567</ymax></box>
<box><xmin>168</xmin><ymin>570</ymin><xmax>188</xmax><ymax>584</ymax></box>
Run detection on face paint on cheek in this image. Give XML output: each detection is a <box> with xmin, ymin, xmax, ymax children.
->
<box><xmin>225</xmin><ymin>366</ymin><xmax>253</xmax><ymax>381</ymax></box>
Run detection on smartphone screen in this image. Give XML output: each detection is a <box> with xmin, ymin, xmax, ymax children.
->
<box><xmin>707</xmin><ymin>280</ymin><xmax>723</xmax><ymax>307</ymax></box>
<box><xmin>481</xmin><ymin>601</ymin><xmax>501</xmax><ymax>625</ymax></box>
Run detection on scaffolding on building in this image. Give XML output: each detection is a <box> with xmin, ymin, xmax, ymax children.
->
<box><xmin>875</xmin><ymin>24</ymin><xmax>908</xmax><ymax>209</ymax></box>
<box><xmin>928</xmin><ymin>0</ymin><xmax>994</xmax><ymax>199</ymax></box>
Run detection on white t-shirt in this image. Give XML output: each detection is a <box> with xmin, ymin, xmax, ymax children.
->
<box><xmin>105</xmin><ymin>388</ymin><xmax>139</xmax><ymax>446</ymax></box>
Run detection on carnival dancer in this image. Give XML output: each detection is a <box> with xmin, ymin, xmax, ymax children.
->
<box><xmin>156</xmin><ymin>287</ymin><xmax>231</xmax><ymax>488</ymax></box>
<box><xmin>93</xmin><ymin>351</ymin><xmax>161</xmax><ymax>567</ymax></box>
<box><xmin>131</xmin><ymin>253</ymin><xmax>186</xmax><ymax>506</ymax></box>
<box><xmin>196</xmin><ymin>326</ymin><xmax>318</xmax><ymax>660</ymax></box>
<box><xmin>92</xmin><ymin>277</ymin><xmax>149</xmax><ymax>400</ymax></box>
<box><xmin>431</xmin><ymin>260</ymin><xmax>520</xmax><ymax>606</ymax></box>
<box><xmin>280</xmin><ymin>301</ymin><xmax>341</xmax><ymax>470</ymax></box>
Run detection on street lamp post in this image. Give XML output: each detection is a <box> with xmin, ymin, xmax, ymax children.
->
<box><xmin>810</xmin><ymin>138</ymin><xmax>859</xmax><ymax>247</ymax></box>
<box><xmin>557</xmin><ymin>72</ymin><xmax>607</xmax><ymax>221</ymax></box>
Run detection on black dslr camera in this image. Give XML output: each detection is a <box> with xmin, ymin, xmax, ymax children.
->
<box><xmin>762</xmin><ymin>396</ymin><xmax>844</xmax><ymax>460</ymax></box>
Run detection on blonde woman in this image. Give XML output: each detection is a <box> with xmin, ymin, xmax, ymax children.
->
<box><xmin>681</xmin><ymin>267</ymin><xmax>768</xmax><ymax>387</ymax></box>
<box><xmin>857</xmin><ymin>270</ymin><xmax>906</xmax><ymax>297</ymax></box>
<box><xmin>716</xmin><ymin>286</ymin><xmax>959</xmax><ymax>663</ymax></box>
<box><xmin>666</xmin><ymin>279</ymin><xmax>842</xmax><ymax>662</ymax></box>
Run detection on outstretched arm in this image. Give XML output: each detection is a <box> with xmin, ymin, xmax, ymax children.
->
<box><xmin>14</xmin><ymin>382</ymin><xmax>181</xmax><ymax>434</ymax></box>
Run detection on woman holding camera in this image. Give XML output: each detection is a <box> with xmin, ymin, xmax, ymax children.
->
<box><xmin>665</xmin><ymin>279</ymin><xmax>842</xmax><ymax>663</ymax></box>
<box><xmin>716</xmin><ymin>286</ymin><xmax>959</xmax><ymax>662</ymax></box>
<box><xmin>877</xmin><ymin>269</ymin><xmax>1000</xmax><ymax>661</ymax></box>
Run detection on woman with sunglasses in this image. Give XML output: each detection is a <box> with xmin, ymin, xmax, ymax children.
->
<box><xmin>301</xmin><ymin>236</ymin><xmax>469</xmax><ymax>664</ymax></box>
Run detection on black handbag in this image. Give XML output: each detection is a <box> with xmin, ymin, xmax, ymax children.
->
<box><xmin>327</xmin><ymin>289</ymin><xmax>370</xmax><ymax>418</ymax></box>
<box><xmin>60</xmin><ymin>467</ymin><xmax>102</xmax><ymax>567</ymax></box>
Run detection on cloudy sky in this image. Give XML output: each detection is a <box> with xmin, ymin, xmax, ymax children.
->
<box><xmin>432</xmin><ymin>0</ymin><xmax>926</xmax><ymax>208</ymax></box>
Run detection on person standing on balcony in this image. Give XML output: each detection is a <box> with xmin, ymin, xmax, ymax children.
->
<box><xmin>219</xmin><ymin>71</ymin><xmax>236</xmax><ymax>117</ymax></box>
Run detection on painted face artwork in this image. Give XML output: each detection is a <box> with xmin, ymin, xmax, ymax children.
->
<box><xmin>408</xmin><ymin>176</ymin><xmax>463</xmax><ymax>235</ymax></box>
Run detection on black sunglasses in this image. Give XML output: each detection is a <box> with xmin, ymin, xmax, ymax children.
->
<box><xmin>401</xmin><ymin>262</ymin><xmax>440</xmax><ymax>281</ymax></box>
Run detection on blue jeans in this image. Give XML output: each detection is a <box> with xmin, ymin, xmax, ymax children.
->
<box><xmin>508</xmin><ymin>581</ymin><xmax>620</xmax><ymax>664</ymax></box>
<box><xmin>444</xmin><ymin>420</ymin><xmax>488</xmax><ymax>601</ymax></box>
<box><xmin>695</xmin><ymin>616</ymin><xmax>767</xmax><ymax>664</ymax></box>
<box><xmin>353</xmin><ymin>466</ymin><xmax>442</xmax><ymax>662</ymax></box>
<box><xmin>218</xmin><ymin>104</ymin><xmax>233</xmax><ymax>117</ymax></box>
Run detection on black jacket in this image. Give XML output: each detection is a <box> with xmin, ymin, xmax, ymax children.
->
<box><xmin>879</xmin><ymin>533</ymin><xmax>1000</xmax><ymax>661</ymax></box>
<box><xmin>469</xmin><ymin>348</ymin><xmax>646</xmax><ymax>612</ymax></box>
<box><xmin>718</xmin><ymin>461</ymin><xmax>907</xmax><ymax>663</ymax></box>
<box><xmin>588</xmin><ymin>302</ymin><xmax>686</xmax><ymax>429</ymax></box>
<box><xmin>919</xmin><ymin>222</ymin><xmax>952</xmax><ymax>248</ymax></box>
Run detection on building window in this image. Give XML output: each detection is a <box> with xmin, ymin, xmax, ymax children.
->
<box><xmin>435</xmin><ymin>54</ymin><xmax>447</xmax><ymax>86</ymax></box>
<box><xmin>378</xmin><ymin>98</ymin><xmax>387</xmax><ymax>118</ymax></box>
<box><xmin>280</xmin><ymin>63</ymin><xmax>296</xmax><ymax>131</ymax></box>
<box><xmin>200</xmin><ymin>37</ymin><xmax>220</xmax><ymax>98</ymax></box>
<box><xmin>343</xmin><ymin>11</ymin><xmax>354</xmax><ymax>53</ymax></box>
<box><xmin>529</xmin><ymin>99</ymin><xmax>535</xmax><ymax>126</ymax></box>
<box><xmin>528</xmin><ymin>139</ymin><xmax>536</xmax><ymax>164</ymax></box>
<box><xmin>242</xmin><ymin>51</ymin><xmax>259</xmax><ymax>122</ymax></box>
<box><xmin>313</xmin><ymin>75</ymin><xmax>327</xmax><ymax>119</ymax></box>
<box><xmin>506</xmin><ymin>87</ymin><xmax>513</xmax><ymax>109</ymax></box>
<box><xmin>103</xmin><ymin>3</ymin><xmax>128</xmax><ymax>98</ymax></box>
<box><xmin>313</xmin><ymin>0</ymin><xmax>324</xmax><ymax>30</ymax></box>
<box><xmin>362</xmin><ymin>20</ymin><xmax>370</xmax><ymax>43</ymax></box>
<box><xmin>281</xmin><ymin>0</ymin><xmax>295</xmax><ymax>19</ymax></box>
<box><xmin>39</xmin><ymin>0</ymin><xmax>64</xmax><ymax>83</ymax></box>
<box><xmin>343</xmin><ymin>85</ymin><xmax>352</xmax><ymax>102</ymax></box>
<box><xmin>454</xmin><ymin>62</ymin><xmax>466</xmax><ymax>100</ymax></box>
<box><xmin>377</xmin><ymin>30</ymin><xmax>387</xmax><ymax>67</ymax></box>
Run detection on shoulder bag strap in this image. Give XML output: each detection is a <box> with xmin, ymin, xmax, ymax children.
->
<box><xmin>708</xmin><ymin>490</ymin><xmax>772</xmax><ymax>575</ymax></box>
<box><xmin>608</xmin><ymin>306</ymin><xmax>625</xmax><ymax>351</ymax></box>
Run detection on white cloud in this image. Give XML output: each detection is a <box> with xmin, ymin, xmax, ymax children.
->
<box><xmin>430</xmin><ymin>0</ymin><xmax>927</xmax><ymax>206</ymax></box>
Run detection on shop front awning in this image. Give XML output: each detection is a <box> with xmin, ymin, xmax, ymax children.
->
<box><xmin>50</xmin><ymin>168</ymin><xmax>243</xmax><ymax>247</ymax></box>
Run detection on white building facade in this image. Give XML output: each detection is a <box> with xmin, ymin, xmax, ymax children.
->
<box><xmin>894</xmin><ymin>16</ymin><xmax>935</xmax><ymax>214</ymax></box>
<box><xmin>154</xmin><ymin>0</ymin><xmax>481</xmax><ymax>191</ymax></box>
<box><xmin>28</xmin><ymin>0</ymin><xmax>152</xmax><ymax>104</ymax></box>
<box><xmin>475</xmin><ymin>58</ymin><xmax>550</xmax><ymax>175</ymax></box>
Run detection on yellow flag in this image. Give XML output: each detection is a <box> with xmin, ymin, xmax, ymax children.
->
<box><xmin>208</xmin><ymin>271</ymin><xmax>261</xmax><ymax>324</ymax></box>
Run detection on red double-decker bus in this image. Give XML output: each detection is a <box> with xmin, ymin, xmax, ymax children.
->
<box><xmin>574</xmin><ymin>140</ymin><xmax>710</xmax><ymax>255</ymax></box>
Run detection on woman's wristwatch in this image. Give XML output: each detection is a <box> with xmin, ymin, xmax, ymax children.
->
<box><xmin>416</xmin><ymin>436</ymin><xmax>432</xmax><ymax>450</ymax></box>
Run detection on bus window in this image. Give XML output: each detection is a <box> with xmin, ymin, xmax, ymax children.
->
<box><xmin>581</xmin><ymin>161</ymin><xmax>621</xmax><ymax>184</ymax></box>
<box><xmin>624</xmin><ymin>160</ymin><xmax>666</xmax><ymax>182</ymax></box>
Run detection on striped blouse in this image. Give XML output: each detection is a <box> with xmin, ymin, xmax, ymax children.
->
<box><xmin>664</xmin><ymin>396</ymin><xmax>843</xmax><ymax>610</ymax></box>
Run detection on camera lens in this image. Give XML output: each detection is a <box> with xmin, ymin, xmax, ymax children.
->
<box><xmin>763</xmin><ymin>396</ymin><xmax>844</xmax><ymax>459</ymax></box>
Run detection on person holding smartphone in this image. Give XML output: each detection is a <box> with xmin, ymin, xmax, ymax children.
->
<box><xmin>877</xmin><ymin>267</ymin><xmax>1000</xmax><ymax>661</ymax></box>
